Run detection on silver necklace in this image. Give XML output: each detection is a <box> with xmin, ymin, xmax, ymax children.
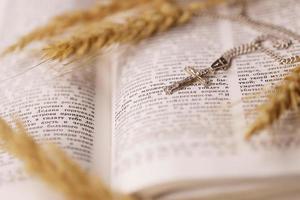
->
<box><xmin>164</xmin><ymin>34</ymin><xmax>293</xmax><ymax>95</ymax></box>
<box><xmin>164</xmin><ymin>2</ymin><xmax>300</xmax><ymax>95</ymax></box>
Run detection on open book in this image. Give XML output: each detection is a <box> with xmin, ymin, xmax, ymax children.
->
<box><xmin>0</xmin><ymin>0</ymin><xmax>300</xmax><ymax>199</ymax></box>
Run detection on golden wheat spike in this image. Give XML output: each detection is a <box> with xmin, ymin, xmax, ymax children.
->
<box><xmin>42</xmin><ymin>0</ymin><xmax>228</xmax><ymax>61</ymax></box>
<box><xmin>0</xmin><ymin>118</ymin><xmax>133</xmax><ymax>200</ymax></box>
<box><xmin>245</xmin><ymin>65</ymin><xmax>300</xmax><ymax>140</ymax></box>
<box><xmin>1</xmin><ymin>0</ymin><xmax>155</xmax><ymax>56</ymax></box>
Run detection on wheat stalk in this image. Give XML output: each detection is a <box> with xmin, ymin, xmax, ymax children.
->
<box><xmin>1</xmin><ymin>0</ymin><xmax>155</xmax><ymax>56</ymax></box>
<box><xmin>42</xmin><ymin>0</ymin><xmax>228</xmax><ymax>61</ymax></box>
<box><xmin>0</xmin><ymin>118</ymin><xmax>133</xmax><ymax>200</ymax></box>
<box><xmin>245</xmin><ymin>65</ymin><xmax>300</xmax><ymax>139</ymax></box>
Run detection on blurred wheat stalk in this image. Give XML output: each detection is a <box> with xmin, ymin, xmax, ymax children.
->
<box><xmin>1</xmin><ymin>0</ymin><xmax>228</xmax><ymax>60</ymax></box>
<box><xmin>42</xmin><ymin>0</ymin><xmax>221</xmax><ymax>61</ymax></box>
<box><xmin>246</xmin><ymin>65</ymin><xmax>300</xmax><ymax>139</ymax></box>
<box><xmin>0</xmin><ymin>118</ymin><xmax>134</xmax><ymax>200</ymax></box>
<box><xmin>1</xmin><ymin>0</ymin><xmax>156</xmax><ymax>55</ymax></box>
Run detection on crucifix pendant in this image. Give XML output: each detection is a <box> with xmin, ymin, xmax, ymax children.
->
<box><xmin>164</xmin><ymin>56</ymin><xmax>230</xmax><ymax>95</ymax></box>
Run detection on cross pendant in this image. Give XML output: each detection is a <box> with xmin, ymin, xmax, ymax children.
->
<box><xmin>164</xmin><ymin>57</ymin><xmax>230</xmax><ymax>95</ymax></box>
<box><xmin>164</xmin><ymin>66</ymin><xmax>213</xmax><ymax>95</ymax></box>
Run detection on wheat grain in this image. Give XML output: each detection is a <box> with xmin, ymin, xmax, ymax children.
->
<box><xmin>245</xmin><ymin>65</ymin><xmax>300</xmax><ymax>139</ymax></box>
<box><xmin>0</xmin><ymin>118</ymin><xmax>133</xmax><ymax>200</ymax></box>
<box><xmin>1</xmin><ymin>0</ymin><xmax>155</xmax><ymax>56</ymax></box>
<box><xmin>42</xmin><ymin>0</ymin><xmax>228</xmax><ymax>61</ymax></box>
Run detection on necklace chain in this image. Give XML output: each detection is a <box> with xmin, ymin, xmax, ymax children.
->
<box><xmin>164</xmin><ymin>2</ymin><xmax>300</xmax><ymax>95</ymax></box>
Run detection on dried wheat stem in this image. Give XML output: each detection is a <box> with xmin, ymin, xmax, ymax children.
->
<box><xmin>1</xmin><ymin>0</ymin><xmax>155</xmax><ymax>56</ymax></box>
<box><xmin>43</xmin><ymin>0</ymin><xmax>228</xmax><ymax>61</ymax></box>
<box><xmin>0</xmin><ymin>118</ymin><xmax>133</xmax><ymax>200</ymax></box>
<box><xmin>245</xmin><ymin>65</ymin><xmax>300</xmax><ymax>140</ymax></box>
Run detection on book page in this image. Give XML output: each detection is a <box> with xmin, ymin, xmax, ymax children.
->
<box><xmin>111</xmin><ymin>0</ymin><xmax>300</xmax><ymax>194</ymax></box>
<box><xmin>0</xmin><ymin>0</ymin><xmax>98</xmax><ymax>199</ymax></box>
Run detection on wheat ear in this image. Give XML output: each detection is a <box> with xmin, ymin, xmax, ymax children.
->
<box><xmin>0</xmin><ymin>118</ymin><xmax>133</xmax><ymax>200</ymax></box>
<box><xmin>245</xmin><ymin>65</ymin><xmax>300</xmax><ymax>139</ymax></box>
<box><xmin>1</xmin><ymin>0</ymin><xmax>154</xmax><ymax>56</ymax></box>
<box><xmin>43</xmin><ymin>0</ymin><xmax>228</xmax><ymax>61</ymax></box>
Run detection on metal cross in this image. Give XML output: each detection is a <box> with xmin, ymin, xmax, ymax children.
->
<box><xmin>164</xmin><ymin>57</ymin><xmax>230</xmax><ymax>95</ymax></box>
